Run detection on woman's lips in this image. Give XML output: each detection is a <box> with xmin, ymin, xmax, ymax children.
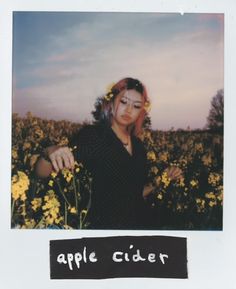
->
<box><xmin>121</xmin><ymin>115</ymin><xmax>132</xmax><ymax>121</ymax></box>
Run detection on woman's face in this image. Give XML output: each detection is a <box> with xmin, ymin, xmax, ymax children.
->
<box><xmin>112</xmin><ymin>89</ymin><xmax>144</xmax><ymax>127</ymax></box>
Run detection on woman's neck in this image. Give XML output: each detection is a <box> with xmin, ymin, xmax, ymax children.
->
<box><xmin>111</xmin><ymin>121</ymin><xmax>129</xmax><ymax>138</ymax></box>
<box><xmin>111</xmin><ymin>120</ymin><xmax>132</xmax><ymax>154</ymax></box>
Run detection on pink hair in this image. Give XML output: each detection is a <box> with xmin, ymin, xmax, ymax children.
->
<box><xmin>110</xmin><ymin>78</ymin><xmax>149</xmax><ymax>136</ymax></box>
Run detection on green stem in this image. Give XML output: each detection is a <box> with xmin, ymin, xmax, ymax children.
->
<box><xmin>80</xmin><ymin>210</ymin><xmax>88</xmax><ymax>229</ymax></box>
<box><xmin>79</xmin><ymin>213</ymin><xmax>83</xmax><ymax>229</ymax></box>
<box><xmin>64</xmin><ymin>203</ymin><xmax>68</xmax><ymax>226</ymax></box>
<box><xmin>72</xmin><ymin>175</ymin><xmax>78</xmax><ymax>213</ymax></box>
<box><xmin>87</xmin><ymin>178</ymin><xmax>93</xmax><ymax>212</ymax></box>
<box><xmin>11</xmin><ymin>200</ymin><xmax>15</xmax><ymax>220</ymax></box>
<box><xmin>35</xmin><ymin>187</ymin><xmax>40</xmax><ymax>195</ymax></box>
<box><xmin>55</xmin><ymin>179</ymin><xmax>71</xmax><ymax>207</ymax></box>
<box><xmin>80</xmin><ymin>177</ymin><xmax>93</xmax><ymax>229</ymax></box>
<box><xmin>35</xmin><ymin>217</ymin><xmax>45</xmax><ymax>229</ymax></box>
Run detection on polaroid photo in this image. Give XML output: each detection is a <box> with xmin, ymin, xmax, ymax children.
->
<box><xmin>1</xmin><ymin>0</ymin><xmax>236</xmax><ymax>288</ymax></box>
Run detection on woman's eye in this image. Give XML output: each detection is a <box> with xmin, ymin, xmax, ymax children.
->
<box><xmin>120</xmin><ymin>99</ymin><xmax>128</xmax><ymax>105</ymax></box>
<box><xmin>134</xmin><ymin>105</ymin><xmax>142</xmax><ymax>109</ymax></box>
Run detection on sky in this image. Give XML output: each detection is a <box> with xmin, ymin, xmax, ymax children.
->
<box><xmin>12</xmin><ymin>12</ymin><xmax>224</xmax><ymax>130</ymax></box>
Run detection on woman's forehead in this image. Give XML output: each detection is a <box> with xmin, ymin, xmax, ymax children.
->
<box><xmin>122</xmin><ymin>89</ymin><xmax>143</xmax><ymax>102</ymax></box>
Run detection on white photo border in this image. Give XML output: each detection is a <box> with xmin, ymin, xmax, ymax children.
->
<box><xmin>0</xmin><ymin>0</ymin><xmax>236</xmax><ymax>288</ymax></box>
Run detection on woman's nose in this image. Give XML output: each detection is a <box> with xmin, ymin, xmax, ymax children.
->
<box><xmin>125</xmin><ymin>103</ymin><xmax>132</xmax><ymax>113</ymax></box>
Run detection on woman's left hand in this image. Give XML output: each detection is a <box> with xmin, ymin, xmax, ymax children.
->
<box><xmin>165</xmin><ymin>166</ymin><xmax>183</xmax><ymax>181</ymax></box>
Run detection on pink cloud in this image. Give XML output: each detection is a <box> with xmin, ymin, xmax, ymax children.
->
<box><xmin>197</xmin><ymin>13</ymin><xmax>224</xmax><ymax>27</ymax></box>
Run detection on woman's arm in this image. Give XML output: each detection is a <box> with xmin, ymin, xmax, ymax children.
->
<box><xmin>35</xmin><ymin>145</ymin><xmax>75</xmax><ymax>178</ymax></box>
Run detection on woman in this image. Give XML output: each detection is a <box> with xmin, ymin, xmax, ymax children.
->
<box><xmin>36</xmin><ymin>77</ymin><xmax>181</xmax><ymax>229</ymax></box>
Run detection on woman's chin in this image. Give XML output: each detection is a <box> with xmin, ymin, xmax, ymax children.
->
<box><xmin>113</xmin><ymin>117</ymin><xmax>134</xmax><ymax>128</ymax></box>
<box><xmin>118</xmin><ymin>120</ymin><xmax>132</xmax><ymax>127</ymax></box>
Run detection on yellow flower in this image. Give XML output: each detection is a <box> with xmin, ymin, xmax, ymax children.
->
<box><xmin>202</xmin><ymin>154</ymin><xmax>212</xmax><ymax>166</ymax></box>
<box><xmin>175</xmin><ymin>176</ymin><xmax>185</xmax><ymax>187</ymax></box>
<box><xmin>69</xmin><ymin>207</ymin><xmax>77</xmax><ymax>214</ymax></box>
<box><xmin>51</xmin><ymin>172</ymin><xmax>57</xmax><ymax>179</ymax></box>
<box><xmin>161</xmin><ymin>171</ymin><xmax>171</xmax><ymax>188</ymax></box>
<box><xmin>75</xmin><ymin>167</ymin><xmax>80</xmax><ymax>173</ymax></box>
<box><xmin>190</xmin><ymin>180</ymin><xmax>198</xmax><ymax>187</ymax></box>
<box><xmin>21</xmin><ymin>194</ymin><xmax>27</xmax><ymax>201</ymax></box>
<box><xmin>12</xmin><ymin>171</ymin><xmax>30</xmax><ymax>201</ymax></box>
<box><xmin>205</xmin><ymin>192</ymin><xmax>216</xmax><ymax>199</ymax></box>
<box><xmin>55</xmin><ymin>217</ymin><xmax>63</xmax><ymax>224</ymax></box>
<box><xmin>48</xmin><ymin>180</ymin><xmax>54</xmax><ymax>187</ymax></box>
<box><xmin>61</xmin><ymin>168</ymin><xmax>73</xmax><ymax>182</ymax></box>
<box><xmin>66</xmin><ymin>174</ymin><xmax>73</xmax><ymax>183</ymax></box>
<box><xmin>23</xmin><ymin>142</ymin><xmax>31</xmax><ymax>150</ymax></box>
<box><xmin>196</xmin><ymin>198</ymin><xmax>205</xmax><ymax>212</ymax></box>
<box><xmin>217</xmin><ymin>194</ymin><xmax>223</xmax><ymax>201</ymax></box>
<box><xmin>144</xmin><ymin>101</ymin><xmax>151</xmax><ymax>113</ymax></box>
<box><xmin>35</xmin><ymin>127</ymin><xmax>44</xmax><ymax>140</ymax></box>
<box><xmin>31</xmin><ymin>198</ymin><xmax>42</xmax><ymax>211</ymax></box>
<box><xmin>157</xmin><ymin>193</ymin><xmax>163</xmax><ymax>200</ymax></box>
<box><xmin>209</xmin><ymin>200</ymin><xmax>217</xmax><ymax>207</ymax></box>
<box><xmin>179</xmin><ymin>177</ymin><xmax>185</xmax><ymax>187</ymax></box>
<box><xmin>104</xmin><ymin>93</ymin><xmax>113</xmax><ymax>101</ymax></box>
<box><xmin>147</xmin><ymin>151</ymin><xmax>156</xmax><ymax>162</ymax></box>
<box><xmin>139</xmin><ymin>130</ymin><xmax>154</xmax><ymax>143</ymax></box>
<box><xmin>12</xmin><ymin>149</ymin><xmax>18</xmax><ymax>159</ymax></box>
<box><xmin>159</xmin><ymin>152</ymin><xmax>168</xmax><ymax>162</ymax></box>
<box><xmin>195</xmin><ymin>143</ymin><xmax>203</xmax><ymax>153</ymax></box>
<box><xmin>59</xmin><ymin>137</ymin><xmax>69</xmax><ymax>146</ymax></box>
<box><xmin>24</xmin><ymin>219</ymin><xmax>36</xmax><ymax>229</ymax></box>
<box><xmin>43</xmin><ymin>191</ymin><xmax>61</xmax><ymax>226</ymax></box>
<box><xmin>208</xmin><ymin>173</ymin><xmax>221</xmax><ymax>186</ymax></box>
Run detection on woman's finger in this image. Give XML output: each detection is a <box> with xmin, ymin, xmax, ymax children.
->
<box><xmin>172</xmin><ymin>168</ymin><xmax>180</xmax><ymax>176</ymax></box>
<box><xmin>166</xmin><ymin>167</ymin><xmax>174</xmax><ymax>179</ymax></box>
<box><xmin>48</xmin><ymin>146</ymin><xmax>75</xmax><ymax>172</ymax></box>
<box><xmin>172</xmin><ymin>168</ymin><xmax>183</xmax><ymax>180</ymax></box>
<box><xmin>165</xmin><ymin>167</ymin><xmax>183</xmax><ymax>180</ymax></box>
<box><xmin>59</xmin><ymin>148</ymin><xmax>70</xmax><ymax>169</ymax></box>
<box><xmin>64</xmin><ymin>147</ymin><xmax>75</xmax><ymax>169</ymax></box>
<box><xmin>50</xmin><ymin>155</ymin><xmax>59</xmax><ymax>172</ymax></box>
<box><xmin>62</xmin><ymin>154</ymin><xmax>71</xmax><ymax>169</ymax></box>
<box><xmin>55</xmin><ymin>153</ymin><xmax>64</xmax><ymax>170</ymax></box>
<box><xmin>68</xmin><ymin>153</ymin><xmax>75</xmax><ymax>169</ymax></box>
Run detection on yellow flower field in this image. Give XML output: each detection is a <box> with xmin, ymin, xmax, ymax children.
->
<box><xmin>11</xmin><ymin>112</ymin><xmax>223</xmax><ymax>230</ymax></box>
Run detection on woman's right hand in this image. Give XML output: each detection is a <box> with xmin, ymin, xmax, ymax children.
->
<box><xmin>44</xmin><ymin>145</ymin><xmax>75</xmax><ymax>173</ymax></box>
